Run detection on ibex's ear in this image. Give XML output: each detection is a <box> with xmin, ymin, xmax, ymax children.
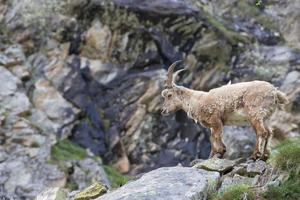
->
<box><xmin>161</xmin><ymin>89</ymin><xmax>168</xmax><ymax>97</ymax></box>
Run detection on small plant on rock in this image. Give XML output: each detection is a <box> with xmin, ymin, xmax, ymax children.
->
<box><xmin>262</xmin><ymin>137</ymin><xmax>300</xmax><ymax>200</ymax></box>
<box><xmin>214</xmin><ymin>184</ymin><xmax>255</xmax><ymax>200</ymax></box>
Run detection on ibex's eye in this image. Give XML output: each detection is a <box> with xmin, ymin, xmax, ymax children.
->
<box><xmin>167</xmin><ymin>94</ymin><xmax>172</xmax><ymax>98</ymax></box>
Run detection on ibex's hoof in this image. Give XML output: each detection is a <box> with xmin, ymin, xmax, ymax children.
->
<box><xmin>257</xmin><ymin>155</ymin><xmax>268</xmax><ymax>162</ymax></box>
<box><xmin>213</xmin><ymin>153</ymin><xmax>223</xmax><ymax>159</ymax></box>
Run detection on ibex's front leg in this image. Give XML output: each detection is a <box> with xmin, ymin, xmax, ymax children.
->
<box><xmin>209</xmin><ymin>120</ymin><xmax>226</xmax><ymax>159</ymax></box>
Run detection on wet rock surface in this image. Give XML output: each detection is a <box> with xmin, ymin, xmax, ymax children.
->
<box><xmin>0</xmin><ymin>0</ymin><xmax>300</xmax><ymax>199</ymax></box>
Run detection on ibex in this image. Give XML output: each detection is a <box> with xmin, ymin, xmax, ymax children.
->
<box><xmin>161</xmin><ymin>61</ymin><xmax>289</xmax><ymax>160</ymax></box>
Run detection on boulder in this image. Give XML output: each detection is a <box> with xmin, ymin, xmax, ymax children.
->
<box><xmin>97</xmin><ymin>166</ymin><xmax>220</xmax><ymax>200</ymax></box>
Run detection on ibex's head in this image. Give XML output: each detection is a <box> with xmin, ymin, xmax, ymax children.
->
<box><xmin>161</xmin><ymin>61</ymin><xmax>186</xmax><ymax>116</ymax></box>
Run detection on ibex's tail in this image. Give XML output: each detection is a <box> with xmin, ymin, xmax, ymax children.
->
<box><xmin>276</xmin><ymin>90</ymin><xmax>289</xmax><ymax>110</ymax></box>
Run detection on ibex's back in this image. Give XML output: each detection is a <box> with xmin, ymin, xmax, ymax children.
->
<box><xmin>161</xmin><ymin>61</ymin><xmax>289</xmax><ymax>160</ymax></box>
<box><xmin>206</xmin><ymin>80</ymin><xmax>288</xmax><ymax>126</ymax></box>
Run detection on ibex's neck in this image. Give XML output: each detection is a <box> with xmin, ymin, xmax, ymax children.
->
<box><xmin>177</xmin><ymin>86</ymin><xmax>206</xmax><ymax>120</ymax></box>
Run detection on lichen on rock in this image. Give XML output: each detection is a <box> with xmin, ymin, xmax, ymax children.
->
<box><xmin>74</xmin><ymin>182</ymin><xmax>107</xmax><ymax>200</ymax></box>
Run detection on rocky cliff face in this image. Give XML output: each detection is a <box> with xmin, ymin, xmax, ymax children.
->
<box><xmin>0</xmin><ymin>0</ymin><xmax>300</xmax><ymax>199</ymax></box>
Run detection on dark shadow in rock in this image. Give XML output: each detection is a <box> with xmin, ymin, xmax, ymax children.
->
<box><xmin>149</xmin><ymin>28</ymin><xmax>183</xmax><ymax>67</ymax></box>
<box><xmin>71</xmin><ymin>121</ymin><xmax>107</xmax><ymax>156</ymax></box>
<box><xmin>114</xmin><ymin>0</ymin><xmax>198</xmax><ymax>17</ymax></box>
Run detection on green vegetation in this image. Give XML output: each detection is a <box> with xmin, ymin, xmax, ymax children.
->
<box><xmin>66</xmin><ymin>181</ymin><xmax>79</xmax><ymax>191</ymax></box>
<box><xmin>195</xmin><ymin>2</ymin><xmax>250</xmax><ymax>45</ymax></box>
<box><xmin>213</xmin><ymin>185</ymin><xmax>255</xmax><ymax>200</ymax></box>
<box><xmin>103</xmin><ymin>119</ymin><xmax>110</xmax><ymax>132</ymax></box>
<box><xmin>104</xmin><ymin>165</ymin><xmax>130</xmax><ymax>188</ymax></box>
<box><xmin>270</xmin><ymin>137</ymin><xmax>300</xmax><ymax>174</ymax></box>
<box><xmin>263</xmin><ymin>179</ymin><xmax>300</xmax><ymax>200</ymax></box>
<box><xmin>235</xmin><ymin>1</ymin><xmax>277</xmax><ymax>31</ymax></box>
<box><xmin>209</xmin><ymin>138</ymin><xmax>300</xmax><ymax>200</ymax></box>
<box><xmin>51</xmin><ymin>139</ymin><xmax>87</xmax><ymax>161</ymax></box>
<box><xmin>262</xmin><ymin>137</ymin><xmax>300</xmax><ymax>200</ymax></box>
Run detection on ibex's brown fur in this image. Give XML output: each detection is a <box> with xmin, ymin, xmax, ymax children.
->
<box><xmin>161</xmin><ymin>61</ymin><xmax>289</xmax><ymax>160</ymax></box>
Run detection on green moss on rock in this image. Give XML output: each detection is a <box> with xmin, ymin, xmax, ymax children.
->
<box><xmin>234</xmin><ymin>1</ymin><xmax>277</xmax><ymax>31</ymax></box>
<box><xmin>104</xmin><ymin>165</ymin><xmax>129</xmax><ymax>188</ymax></box>
<box><xmin>66</xmin><ymin>181</ymin><xmax>79</xmax><ymax>191</ymax></box>
<box><xmin>51</xmin><ymin>139</ymin><xmax>87</xmax><ymax>161</ymax></box>
<box><xmin>74</xmin><ymin>182</ymin><xmax>107</xmax><ymax>200</ymax></box>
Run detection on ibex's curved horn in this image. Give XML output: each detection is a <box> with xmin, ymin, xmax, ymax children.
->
<box><xmin>165</xmin><ymin>60</ymin><xmax>182</xmax><ymax>88</ymax></box>
<box><xmin>172</xmin><ymin>68</ymin><xmax>187</xmax><ymax>85</ymax></box>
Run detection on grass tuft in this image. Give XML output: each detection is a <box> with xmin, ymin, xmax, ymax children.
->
<box><xmin>263</xmin><ymin>137</ymin><xmax>300</xmax><ymax>200</ymax></box>
<box><xmin>51</xmin><ymin>139</ymin><xmax>87</xmax><ymax>161</ymax></box>
<box><xmin>270</xmin><ymin>137</ymin><xmax>300</xmax><ymax>174</ymax></box>
<box><xmin>214</xmin><ymin>184</ymin><xmax>255</xmax><ymax>200</ymax></box>
<box><xmin>103</xmin><ymin>165</ymin><xmax>130</xmax><ymax>188</ymax></box>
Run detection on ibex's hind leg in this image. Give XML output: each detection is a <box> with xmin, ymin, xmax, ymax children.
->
<box><xmin>261</xmin><ymin>126</ymin><xmax>272</xmax><ymax>160</ymax></box>
<box><xmin>250</xmin><ymin>119</ymin><xmax>269</xmax><ymax>160</ymax></box>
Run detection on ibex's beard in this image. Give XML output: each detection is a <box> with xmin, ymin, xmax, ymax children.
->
<box><xmin>161</xmin><ymin>107</ymin><xmax>169</xmax><ymax>116</ymax></box>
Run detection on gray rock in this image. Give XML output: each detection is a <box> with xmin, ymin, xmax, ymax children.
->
<box><xmin>0</xmin><ymin>148</ymin><xmax>7</xmax><ymax>163</ymax></box>
<box><xmin>0</xmin><ymin>44</ymin><xmax>25</xmax><ymax>67</ymax></box>
<box><xmin>1</xmin><ymin>92</ymin><xmax>31</xmax><ymax>115</ymax></box>
<box><xmin>245</xmin><ymin>160</ymin><xmax>267</xmax><ymax>176</ymax></box>
<box><xmin>36</xmin><ymin>187</ymin><xmax>68</xmax><ymax>200</ymax></box>
<box><xmin>231</xmin><ymin>160</ymin><xmax>267</xmax><ymax>178</ymax></box>
<box><xmin>10</xmin><ymin>65</ymin><xmax>30</xmax><ymax>80</ymax></box>
<box><xmin>97</xmin><ymin>166</ymin><xmax>220</xmax><ymax>200</ymax></box>
<box><xmin>32</xmin><ymin>78</ymin><xmax>79</xmax><ymax>126</ymax></box>
<box><xmin>0</xmin><ymin>66</ymin><xmax>30</xmax><ymax>116</ymax></box>
<box><xmin>82</xmin><ymin>58</ymin><xmax>122</xmax><ymax>85</ymax></box>
<box><xmin>0</xmin><ymin>66</ymin><xmax>19</xmax><ymax>99</ymax></box>
<box><xmin>193</xmin><ymin>158</ymin><xmax>237</xmax><ymax>173</ymax></box>
<box><xmin>281</xmin><ymin>71</ymin><xmax>300</xmax><ymax>93</ymax></box>
<box><xmin>72</xmin><ymin>158</ymin><xmax>111</xmax><ymax>189</ymax></box>
<box><xmin>266</xmin><ymin>0</ymin><xmax>300</xmax><ymax>49</ymax></box>
<box><xmin>219</xmin><ymin>174</ymin><xmax>257</xmax><ymax>192</ymax></box>
<box><xmin>223</xmin><ymin>126</ymin><xmax>256</xmax><ymax>159</ymax></box>
<box><xmin>27</xmin><ymin>108</ymin><xmax>61</xmax><ymax>134</ymax></box>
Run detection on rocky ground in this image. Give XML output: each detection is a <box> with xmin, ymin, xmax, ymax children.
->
<box><xmin>0</xmin><ymin>0</ymin><xmax>300</xmax><ymax>199</ymax></box>
<box><xmin>36</xmin><ymin>140</ymin><xmax>300</xmax><ymax>200</ymax></box>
